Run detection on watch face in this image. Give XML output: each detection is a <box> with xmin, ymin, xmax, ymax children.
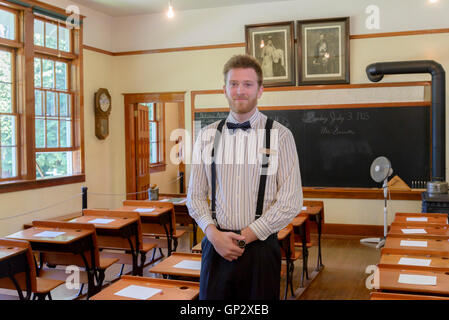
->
<box><xmin>99</xmin><ymin>93</ymin><xmax>110</xmax><ymax>112</ymax></box>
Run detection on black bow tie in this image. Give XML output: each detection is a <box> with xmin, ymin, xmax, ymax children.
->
<box><xmin>226</xmin><ymin>121</ymin><xmax>251</xmax><ymax>131</ymax></box>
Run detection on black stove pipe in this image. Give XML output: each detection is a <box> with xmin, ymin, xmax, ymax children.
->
<box><xmin>366</xmin><ymin>60</ymin><xmax>446</xmax><ymax>182</ymax></box>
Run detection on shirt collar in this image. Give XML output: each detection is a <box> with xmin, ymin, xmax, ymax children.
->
<box><xmin>227</xmin><ymin>108</ymin><xmax>261</xmax><ymax>128</ymax></box>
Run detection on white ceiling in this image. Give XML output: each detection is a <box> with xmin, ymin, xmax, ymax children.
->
<box><xmin>70</xmin><ymin>0</ymin><xmax>288</xmax><ymax>17</ymax></box>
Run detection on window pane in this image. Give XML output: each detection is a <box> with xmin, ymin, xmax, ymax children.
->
<box><xmin>0</xmin><ymin>9</ymin><xmax>15</xmax><ymax>40</ymax></box>
<box><xmin>1</xmin><ymin>146</ymin><xmax>16</xmax><ymax>178</ymax></box>
<box><xmin>0</xmin><ymin>115</ymin><xmax>15</xmax><ymax>146</ymax></box>
<box><xmin>46</xmin><ymin>119</ymin><xmax>58</xmax><ymax>147</ymax></box>
<box><xmin>148</xmin><ymin>104</ymin><xmax>154</xmax><ymax>120</ymax></box>
<box><xmin>36</xmin><ymin>151</ymin><xmax>72</xmax><ymax>178</ymax></box>
<box><xmin>34</xmin><ymin>58</ymin><xmax>41</xmax><ymax>87</ymax></box>
<box><xmin>35</xmin><ymin>90</ymin><xmax>43</xmax><ymax>116</ymax></box>
<box><xmin>35</xmin><ymin>118</ymin><xmax>45</xmax><ymax>148</ymax></box>
<box><xmin>59</xmin><ymin>26</ymin><xmax>70</xmax><ymax>52</ymax></box>
<box><xmin>45</xmin><ymin>22</ymin><xmax>57</xmax><ymax>49</ymax></box>
<box><xmin>34</xmin><ymin>19</ymin><xmax>44</xmax><ymax>46</ymax></box>
<box><xmin>55</xmin><ymin>61</ymin><xmax>67</xmax><ymax>90</ymax></box>
<box><xmin>59</xmin><ymin>93</ymin><xmax>69</xmax><ymax>117</ymax></box>
<box><xmin>46</xmin><ymin>91</ymin><xmax>56</xmax><ymax>116</ymax></box>
<box><xmin>149</xmin><ymin>122</ymin><xmax>157</xmax><ymax>143</ymax></box>
<box><xmin>0</xmin><ymin>50</ymin><xmax>11</xmax><ymax>83</ymax></box>
<box><xmin>0</xmin><ymin>82</ymin><xmax>11</xmax><ymax>113</ymax></box>
<box><xmin>42</xmin><ymin>59</ymin><xmax>54</xmax><ymax>89</ymax></box>
<box><xmin>59</xmin><ymin>120</ymin><xmax>71</xmax><ymax>147</ymax></box>
<box><xmin>150</xmin><ymin>142</ymin><xmax>157</xmax><ymax>163</ymax></box>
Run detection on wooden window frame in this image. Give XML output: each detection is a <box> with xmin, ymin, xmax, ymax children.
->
<box><xmin>147</xmin><ymin>102</ymin><xmax>166</xmax><ymax>172</ymax></box>
<box><xmin>0</xmin><ymin>2</ymin><xmax>85</xmax><ymax>193</ymax></box>
<box><xmin>33</xmin><ymin>15</ymin><xmax>73</xmax><ymax>56</ymax></box>
<box><xmin>0</xmin><ymin>45</ymin><xmax>18</xmax><ymax>181</ymax></box>
<box><xmin>34</xmin><ymin>55</ymin><xmax>74</xmax><ymax>151</ymax></box>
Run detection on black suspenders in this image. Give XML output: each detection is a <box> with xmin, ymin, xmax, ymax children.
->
<box><xmin>210</xmin><ymin>118</ymin><xmax>274</xmax><ymax>229</ymax></box>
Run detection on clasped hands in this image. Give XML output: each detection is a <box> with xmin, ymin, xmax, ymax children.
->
<box><xmin>205</xmin><ymin>225</ymin><xmax>257</xmax><ymax>262</ymax></box>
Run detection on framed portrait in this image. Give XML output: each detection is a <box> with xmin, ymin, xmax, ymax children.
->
<box><xmin>245</xmin><ymin>21</ymin><xmax>295</xmax><ymax>87</ymax></box>
<box><xmin>297</xmin><ymin>17</ymin><xmax>350</xmax><ymax>85</ymax></box>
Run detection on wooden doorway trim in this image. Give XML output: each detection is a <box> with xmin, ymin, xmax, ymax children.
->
<box><xmin>123</xmin><ymin>92</ymin><xmax>186</xmax><ymax>199</ymax></box>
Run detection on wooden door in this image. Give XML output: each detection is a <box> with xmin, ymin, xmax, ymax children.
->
<box><xmin>135</xmin><ymin>104</ymin><xmax>150</xmax><ymax>200</ymax></box>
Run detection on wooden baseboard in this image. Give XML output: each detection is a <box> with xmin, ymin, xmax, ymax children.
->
<box><xmin>310</xmin><ymin>223</ymin><xmax>384</xmax><ymax>237</ymax></box>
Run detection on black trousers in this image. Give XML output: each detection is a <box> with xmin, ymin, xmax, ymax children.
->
<box><xmin>199</xmin><ymin>233</ymin><xmax>281</xmax><ymax>300</ymax></box>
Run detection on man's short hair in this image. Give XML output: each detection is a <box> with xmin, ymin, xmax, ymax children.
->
<box><xmin>223</xmin><ymin>54</ymin><xmax>263</xmax><ymax>87</ymax></box>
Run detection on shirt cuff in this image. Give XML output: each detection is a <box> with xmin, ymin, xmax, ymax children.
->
<box><xmin>249</xmin><ymin>218</ymin><xmax>272</xmax><ymax>241</ymax></box>
<box><xmin>196</xmin><ymin>214</ymin><xmax>216</xmax><ymax>234</ymax></box>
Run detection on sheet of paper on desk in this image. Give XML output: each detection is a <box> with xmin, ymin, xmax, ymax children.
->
<box><xmin>34</xmin><ymin>231</ymin><xmax>66</xmax><ymax>238</ymax></box>
<box><xmin>159</xmin><ymin>199</ymin><xmax>170</xmax><ymax>202</ymax></box>
<box><xmin>134</xmin><ymin>208</ymin><xmax>155</xmax><ymax>213</ymax></box>
<box><xmin>400</xmin><ymin>240</ymin><xmax>427</xmax><ymax>247</ymax></box>
<box><xmin>398</xmin><ymin>274</ymin><xmax>437</xmax><ymax>286</ymax></box>
<box><xmin>301</xmin><ymin>206</ymin><xmax>307</xmax><ymax>210</ymax></box>
<box><xmin>173</xmin><ymin>198</ymin><xmax>187</xmax><ymax>204</ymax></box>
<box><xmin>398</xmin><ymin>257</ymin><xmax>431</xmax><ymax>267</ymax></box>
<box><xmin>174</xmin><ymin>259</ymin><xmax>201</xmax><ymax>270</ymax></box>
<box><xmin>114</xmin><ymin>285</ymin><xmax>162</xmax><ymax>300</ymax></box>
<box><xmin>88</xmin><ymin>218</ymin><xmax>115</xmax><ymax>224</ymax></box>
<box><xmin>401</xmin><ymin>228</ymin><xmax>427</xmax><ymax>234</ymax></box>
<box><xmin>406</xmin><ymin>217</ymin><xmax>428</xmax><ymax>222</ymax></box>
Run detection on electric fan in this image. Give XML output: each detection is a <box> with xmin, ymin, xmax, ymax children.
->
<box><xmin>360</xmin><ymin>156</ymin><xmax>393</xmax><ymax>249</ymax></box>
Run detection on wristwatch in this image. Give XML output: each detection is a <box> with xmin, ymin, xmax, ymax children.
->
<box><xmin>237</xmin><ymin>239</ymin><xmax>246</xmax><ymax>249</ymax></box>
<box><xmin>236</xmin><ymin>230</ymin><xmax>246</xmax><ymax>248</ymax></box>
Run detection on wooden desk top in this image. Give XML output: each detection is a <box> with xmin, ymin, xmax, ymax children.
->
<box><xmin>384</xmin><ymin>237</ymin><xmax>449</xmax><ymax>256</ymax></box>
<box><xmin>0</xmin><ymin>245</ymin><xmax>27</xmax><ymax>262</ymax></box>
<box><xmin>6</xmin><ymin>227</ymin><xmax>93</xmax><ymax>244</ymax></box>
<box><xmin>90</xmin><ymin>275</ymin><xmax>199</xmax><ymax>300</ymax></box>
<box><xmin>394</xmin><ymin>213</ymin><xmax>448</xmax><ymax>225</ymax></box>
<box><xmin>377</xmin><ymin>266</ymin><xmax>449</xmax><ymax>296</ymax></box>
<box><xmin>292</xmin><ymin>215</ymin><xmax>308</xmax><ymax>227</ymax></box>
<box><xmin>370</xmin><ymin>291</ymin><xmax>449</xmax><ymax>300</ymax></box>
<box><xmin>191</xmin><ymin>242</ymin><xmax>202</xmax><ymax>253</ymax></box>
<box><xmin>149</xmin><ymin>252</ymin><xmax>201</xmax><ymax>278</ymax></box>
<box><xmin>158</xmin><ymin>197</ymin><xmax>187</xmax><ymax>206</ymax></box>
<box><xmin>388</xmin><ymin>224</ymin><xmax>449</xmax><ymax>240</ymax></box>
<box><xmin>277</xmin><ymin>226</ymin><xmax>291</xmax><ymax>240</ymax></box>
<box><xmin>300</xmin><ymin>205</ymin><xmax>322</xmax><ymax>216</ymax></box>
<box><xmin>69</xmin><ymin>215</ymin><xmax>138</xmax><ymax>230</ymax></box>
<box><xmin>379</xmin><ymin>251</ymin><xmax>449</xmax><ymax>272</ymax></box>
<box><xmin>395</xmin><ymin>212</ymin><xmax>449</xmax><ymax>218</ymax></box>
<box><xmin>115</xmin><ymin>205</ymin><xmax>171</xmax><ymax>217</ymax></box>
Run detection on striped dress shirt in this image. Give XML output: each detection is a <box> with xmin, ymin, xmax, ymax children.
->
<box><xmin>187</xmin><ymin>108</ymin><xmax>303</xmax><ymax>240</ymax></box>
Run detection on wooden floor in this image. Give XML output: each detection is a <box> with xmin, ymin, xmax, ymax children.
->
<box><xmin>0</xmin><ymin>228</ymin><xmax>381</xmax><ymax>300</ymax></box>
<box><xmin>295</xmin><ymin>235</ymin><xmax>380</xmax><ymax>300</ymax></box>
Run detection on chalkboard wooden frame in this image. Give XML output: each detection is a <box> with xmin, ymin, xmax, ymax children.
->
<box><xmin>190</xmin><ymin>82</ymin><xmax>431</xmax><ymax>200</ymax></box>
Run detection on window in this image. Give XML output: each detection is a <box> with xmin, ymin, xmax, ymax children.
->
<box><xmin>0</xmin><ymin>8</ymin><xmax>15</xmax><ymax>40</ymax></box>
<box><xmin>0</xmin><ymin>2</ymin><xmax>84</xmax><ymax>192</ymax></box>
<box><xmin>0</xmin><ymin>48</ymin><xmax>17</xmax><ymax>180</ymax></box>
<box><xmin>34</xmin><ymin>18</ymin><xmax>71</xmax><ymax>52</ymax></box>
<box><xmin>145</xmin><ymin>103</ymin><xmax>165</xmax><ymax>168</ymax></box>
<box><xmin>34</xmin><ymin>56</ymin><xmax>73</xmax><ymax>178</ymax></box>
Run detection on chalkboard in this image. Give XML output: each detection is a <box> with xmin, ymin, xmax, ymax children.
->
<box><xmin>194</xmin><ymin>106</ymin><xmax>430</xmax><ymax>188</ymax></box>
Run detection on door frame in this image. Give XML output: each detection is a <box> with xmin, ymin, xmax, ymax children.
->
<box><xmin>123</xmin><ymin>91</ymin><xmax>186</xmax><ymax>199</ymax></box>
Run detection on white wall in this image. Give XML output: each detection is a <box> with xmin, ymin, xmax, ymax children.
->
<box><xmin>111</xmin><ymin>0</ymin><xmax>449</xmax><ymax>52</ymax></box>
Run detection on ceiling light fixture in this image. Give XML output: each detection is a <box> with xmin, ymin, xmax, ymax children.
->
<box><xmin>167</xmin><ymin>0</ymin><xmax>174</xmax><ymax>18</ymax></box>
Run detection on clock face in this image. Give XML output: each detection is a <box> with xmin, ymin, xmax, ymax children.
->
<box><xmin>99</xmin><ymin>93</ymin><xmax>110</xmax><ymax>112</ymax></box>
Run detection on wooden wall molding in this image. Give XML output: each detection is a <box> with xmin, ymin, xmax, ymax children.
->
<box><xmin>82</xmin><ymin>27</ymin><xmax>449</xmax><ymax>57</ymax></box>
<box><xmin>312</xmin><ymin>223</ymin><xmax>384</xmax><ymax>237</ymax></box>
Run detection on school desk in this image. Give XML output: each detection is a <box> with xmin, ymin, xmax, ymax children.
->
<box><xmin>90</xmin><ymin>275</ymin><xmax>199</xmax><ymax>300</ymax></box>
